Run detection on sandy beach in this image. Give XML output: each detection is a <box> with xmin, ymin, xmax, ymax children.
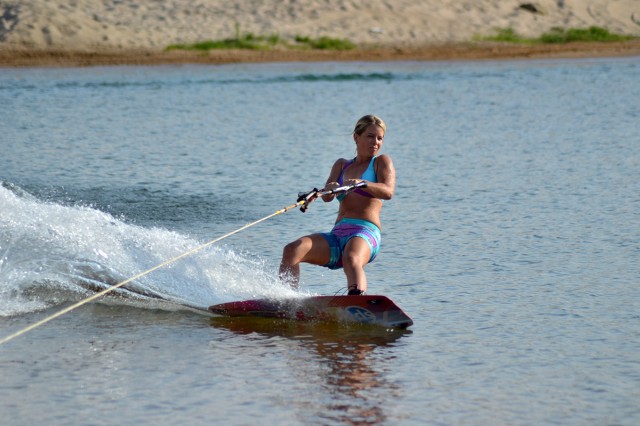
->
<box><xmin>1</xmin><ymin>0</ymin><xmax>639</xmax><ymax>66</ymax></box>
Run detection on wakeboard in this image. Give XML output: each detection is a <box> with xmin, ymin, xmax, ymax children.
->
<box><xmin>208</xmin><ymin>295</ymin><xmax>413</xmax><ymax>329</ymax></box>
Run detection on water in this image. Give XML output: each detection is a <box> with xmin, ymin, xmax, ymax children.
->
<box><xmin>1</xmin><ymin>57</ymin><xmax>639</xmax><ymax>425</ymax></box>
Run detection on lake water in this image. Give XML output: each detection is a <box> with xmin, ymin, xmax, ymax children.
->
<box><xmin>1</xmin><ymin>57</ymin><xmax>639</xmax><ymax>425</ymax></box>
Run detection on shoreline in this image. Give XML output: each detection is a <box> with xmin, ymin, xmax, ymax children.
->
<box><xmin>2</xmin><ymin>41</ymin><xmax>640</xmax><ymax>68</ymax></box>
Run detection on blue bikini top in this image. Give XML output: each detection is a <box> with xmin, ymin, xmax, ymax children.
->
<box><xmin>336</xmin><ymin>156</ymin><xmax>378</xmax><ymax>202</ymax></box>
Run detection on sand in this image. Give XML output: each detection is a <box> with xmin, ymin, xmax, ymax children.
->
<box><xmin>1</xmin><ymin>0</ymin><xmax>639</xmax><ymax>66</ymax></box>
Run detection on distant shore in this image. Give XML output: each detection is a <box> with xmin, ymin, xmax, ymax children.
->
<box><xmin>2</xmin><ymin>41</ymin><xmax>639</xmax><ymax>68</ymax></box>
<box><xmin>3</xmin><ymin>0</ymin><xmax>639</xmax><ymax>67</ymax></box>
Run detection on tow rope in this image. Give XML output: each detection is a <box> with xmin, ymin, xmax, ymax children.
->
<box><xmin>0</xmin><ymin>182</ymin><xmax>367</xmax><ymax>346</ymax></box>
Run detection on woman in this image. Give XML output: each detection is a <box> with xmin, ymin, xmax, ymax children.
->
<box><xmin>279</xmin><ymin>115</ymin><xmax>396</xmax><ymax>294</ymax></box>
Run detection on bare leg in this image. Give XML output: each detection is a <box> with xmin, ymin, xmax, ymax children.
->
<box><xmin>279</xmin><ymin>234</ymin><xmax>331</xmax><ymax>289</ymax></box>
<box><xmin>341</xmin><ymin>237</ymin><xmax>372</xmax><ymax>294</ymax></box>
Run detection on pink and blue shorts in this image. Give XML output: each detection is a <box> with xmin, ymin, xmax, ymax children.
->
<box><xmin>320</xmin><ymin>218</ymin><xmax>381</xmax><ymax>270</ymax></box>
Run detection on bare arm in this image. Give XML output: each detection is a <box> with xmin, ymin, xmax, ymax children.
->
<box><xmin>369</xmin><ymin>154</ymin><xmax>396</xmax><ymax>200</ymax></box>
<box><xmin>342</xmin><ymin>155</ymin><xmax>395</xmax><ymax>200</ymax></box>
<box><xmin>322</xmin><ymin>158</ymin><xmax>348</xmax><ymax>202</ymax></box>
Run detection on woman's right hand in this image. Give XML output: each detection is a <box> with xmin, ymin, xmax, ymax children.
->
<box><xmin>324</xmin><ymin>181</ymin><xmax>340</xmax><ymax>191</ymax></box>
<box><xmin>322</xmin><ymin>181</ymin><xmax>340</xmax><ymax>202</ymax></box>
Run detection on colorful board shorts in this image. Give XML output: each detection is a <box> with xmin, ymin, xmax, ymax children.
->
<box><xmin>320</xmin><ymin>218</ymin><xmax>381</xmax><ymax>270</ymax></box>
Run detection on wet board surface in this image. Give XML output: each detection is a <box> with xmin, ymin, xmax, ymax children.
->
<box><xmin>209</xmin><ymin>295</ymin><xmax>413</xmax><ymax>329</ymax></box>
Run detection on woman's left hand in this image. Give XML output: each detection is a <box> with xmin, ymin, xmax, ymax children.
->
<box><xmin>342</xmin><ymin>178</ymin><xmax>363</xmax><ymax>187</ymax></box>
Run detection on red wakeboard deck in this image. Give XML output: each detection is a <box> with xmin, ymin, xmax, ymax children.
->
<box><xmin>208</xmin><ymin>295</ymin><xmax>413</xmax><ymax>329</ymax></box>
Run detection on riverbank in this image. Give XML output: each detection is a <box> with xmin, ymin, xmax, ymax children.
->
<box><xmin>2</xmin><ymin>0</ymin><xmax>639</xmax><ymax>67</ymax></box>
<box><xmin>2</xmin><ymin>40</ymin><xmax>640</xmax><ymax>68</ymax></box>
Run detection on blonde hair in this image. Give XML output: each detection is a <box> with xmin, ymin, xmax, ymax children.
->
<box><xmin>353</xmin><ymin>114</ymin><xmax>386</xmax><ymax>136</ymax></box>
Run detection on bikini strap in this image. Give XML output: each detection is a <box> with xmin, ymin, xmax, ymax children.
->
<box><xmin>337</xmin><ymin>158</ymin><xmax>355</xmax><ymax>185</ymax></box>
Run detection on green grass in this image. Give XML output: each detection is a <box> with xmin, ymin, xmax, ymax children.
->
<box><xmin>167</xmin><ymin>28</ymin><xmax>356</xmax><ymax>52</ymax></box>
<box><xmin>478</xmin><ymin>26</ymin><xmax>636</xmax><ymax>44</ymax></box>
<box><xmin>478</xmin><ymin>28</ymin><xmax>535</xmax><ymax>44</ymax></box>
<box><xmin>539</xmin><ymin>26</ymin><xmax>634</xmax><ymax>43</ymax></box>
<box><xmin>294</xmin><ymin>35</ymin><xmax>356</xmax><ymax>50</ymax></box>
<box><xmin>167</xmin><ymin>33</ymin><xmax>281</xmax><ymax>51</ymax></box>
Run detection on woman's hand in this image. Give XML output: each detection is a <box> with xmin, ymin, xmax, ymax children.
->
<box><xmin>341</xmin><ymin>178</ymin><xmax>363</xmax><ymax>187</ymax></box>
<box><xmin>324</xmin><ymin>181</ymin><xmax>341</xmax><ymax>191</ymax></box>
<box><xmin>322</xmin><ymin>181</ymin><xmax>340</xmax><ymax>202</ymax></box>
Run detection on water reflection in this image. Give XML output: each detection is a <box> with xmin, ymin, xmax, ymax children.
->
<box><xmin>210</xmin><ymin>317</ymin><xmax>411</xmax><ymax>425</ymax></box>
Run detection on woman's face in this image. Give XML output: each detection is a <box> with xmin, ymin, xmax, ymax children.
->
<box><xmin>354</xmin><ymin>124</ymin><xmax>385</xmax><ymax>157</ymax></box>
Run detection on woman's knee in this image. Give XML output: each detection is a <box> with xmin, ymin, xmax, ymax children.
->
<box><xmin>282</xmin><ymin>238</ymin><xmax>307</xmax><ymax>262</ymax></box>
<box><xmin>342</xmin><ymin>240</ymin><xmax>371</xmax><ymax>269</ymax></box>
<box><xmin>342</xmin><ymin>250</ymin><xmax>368</xmax><ymax>270</ymax></box>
